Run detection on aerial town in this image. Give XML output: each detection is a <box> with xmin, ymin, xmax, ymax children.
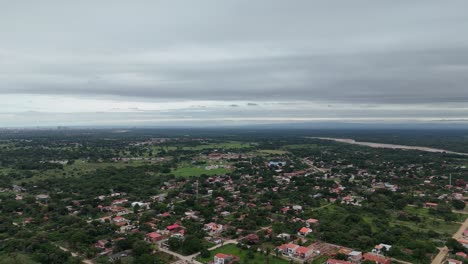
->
<box><xmin>0</xmin><ymin>129</ymin><xmax>466</xmax><ymax>264</ymax></box>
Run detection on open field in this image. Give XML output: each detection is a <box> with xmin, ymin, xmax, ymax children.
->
<box><xmin>196</xmin><ymin>244</ymin><xmax>288</xmax><ymax>264</ymax></box>
<box><xmin>255</xmin><ymin>149</ymin><xmax>289</xmax><ymax>155</ymax></box>
<box><xmin>171</xmin><ymin>166</ymin><xmax>230</xmax><ymax>177</ymax></box>
<box><xmin>11</xmin><ymin>159</ymin><xmax>147</xmax><ymax>183</ymax></box>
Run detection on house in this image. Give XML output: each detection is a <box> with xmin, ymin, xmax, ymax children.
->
<box><xmin>95</xmin><ymin>239</ymin><xmax>109</xmax><ymax>249</ymax></box>
<box><xmin>204</xmin><ymin>222</ymin><xmax>223</xmax><ymax>234</ymax></box>
<box><xmin>306</xmin><ymin>218</ymin><xmax>319</xmax><ymax>227</ymax></box>
<box><xmin>167</xmin><ymin>223</ymin><xmax>181</xmax><ymax>232</ymax></box>
<box><xmin>268</xmin><ymin>161</ymin><xmax>286</xmax><ymax>167</ymax></box>
<box><xmin>276</xmin><ymin>243</ymin><xmax>300</xmax><ymax>257</ymax></box>
<box><xmin>456</xmin><ymin>252</ymin><xmax>468</xmax><ymax>258</ymax></box>
<box><xmin>347</xmin><ymin>251</ymin><xmax>363</xmax><ymax>263</ymax></box>
<box><xmin>112</xmin><ymin>199</ymin><xmax>128</xmax><ymax>205</ymax></box>
<box><xmin>214</xmin><ymin>253</ymin><xmax>239</xmax><ymax>264</ymax></box>
<box><xmin>292</xmin><ymin>205</ymin><xmax>303</xmax><ymax>211</ymax></box>
<box><xmin>131</xmin><ymin>202</ymin><xmax>150</xmax><ymax>210</ymax></box>
<box><xmin>424</xmin><ymin>202</ymin><xmax>438</xmax><ymax>208</ymax></box>
<box><xmin>372</xmin><ymin>244</ymin><xmax>392</xmax><ymax>255</ymax></box>
<box><xmin>295</xmin><ymin>246</ymin><xmax>313</xmax><ymax>259</ymax></box>
<box><xmin>36</xmin><ymin>194</ymin><xmax>50</xmax><ymax>201</ymax></box>
<box><xmin>448</xmin><ymin>259</ymin><xmax>463</xmax><ymax>264</ymax></box>
<box><xmin>362</xmin><ymin>253</ymin><xmax>391</xmax><ymax>264</ymax></box>
<box><xmin>145</xmin><ymin>232</ymin><xmax>164</xmax><ymax>243</ymax></box>
<box><xmin>457</xmin><ymin>239</ymin><xmax>468</xmax><ymax>248</ymax></box>
<box><xmin>220</xmin><ymin>211</ymin><xmax>231</xmax><ymax>217</ymax></box>
<box><xmin>112</xmin><ymin>216</ymin><xmax>128</xmax><ymax>226</ymax></box>
<box><xmin>276</xmin><ymin>233</ymin><xmax>291</xmax><ymax>240</ymax></box>
<box><xmin>243</xmin><ymin>234</ymin><xmax>259</xmax><ymax>244</ymax></box>
<box><xmin>326</xmin><ymin>259</ymin><xmax>352</xmax><ymax>264</ymax></box>
<box><xmin>298</xmin><ymin>227</ymin><xmax>313</xmax><ymax>236</ymax></box>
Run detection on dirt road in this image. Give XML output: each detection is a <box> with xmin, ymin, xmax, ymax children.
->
<box><xmin>431</xmin><ymin>217</ymin><xmax>468</xmax><ymax>264</ymax></box>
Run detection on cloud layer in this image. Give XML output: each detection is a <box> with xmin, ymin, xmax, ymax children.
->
<box><xmin>1</xmin><ymin>1</ymin><xmax>468</xmax><ymax>126</ymax></box>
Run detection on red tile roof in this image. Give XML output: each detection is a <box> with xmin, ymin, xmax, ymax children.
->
<box><xmin>295</xmin><ymin>246</ymin><xmax>310</xmax><ymax>255</ymax></box>
<box><xmin>167</xmin><ymin>223</ymin><xmax>180</xmax><ymax>230</ymax></box>
<box><xmin>363</xmin><ymin>253</ymin><xmax>390</xmax><ymax>264</ymax></box>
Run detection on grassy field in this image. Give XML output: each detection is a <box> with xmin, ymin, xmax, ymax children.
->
<box><xmin>311</xmin><ymin>255</ymin><xmax>329</xmax><ymax>264</ymax></box>
<box><xmin>184</xmin><ymin>142</ymin><xmax>252</xmax><ymax>151</ymax></box>
<box><xmin>157</xmin><ymin>142</ymin><xmax>252</xmax><ymax>152</ymax></box>
<box><xmin>255</xmin><ymin>149</ymin><xmax>289</xmax><ymax>155</ymax></box>
<box><xmin>13</xmin><ymin>159</ymin><xmax>147</xmax><ymax>183</ymax></box>
<box><xmin>171</xmin><ymin>166</ymin><xmax>230</xmax><ymax>177</ymax></box>
<box><xmin>196</xmin><ymin>244</ymin><xmax>288</xmax><ymax>264</ymax></box>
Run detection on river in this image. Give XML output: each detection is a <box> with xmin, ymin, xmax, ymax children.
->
<box><xmin>309</xmin><ymin>137</ymin><xmax>468</xmax><ymax>156</ymax></box>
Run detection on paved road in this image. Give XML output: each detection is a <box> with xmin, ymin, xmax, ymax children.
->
<box><xmin>431</xmin><ymin>217</ymin><xmax>468</xmax><ymax>264</ymax></box>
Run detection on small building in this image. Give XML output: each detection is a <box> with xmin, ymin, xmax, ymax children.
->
<box><xmin>448</xmin><ymin>259</ymin><xmax>463</xmax><ymax>264</ymax></box>
<box><xmin>298</xmin><ymin>227</ymin><xmax>313</xmax><ymax>236</ymax></box>
<box><xmin>372</xmin><ymin>244</ymin><xmax>392</xmax><ymax>255</ymax></box>
<box><xmin>145</xmin><ymin>232</ymin><xmax>164</xmax><ymax>243</ymax></box>
<box><xmin>214</xmin><ymin>253</ymin><xmax>239</xmax><ymax>264</ymax></box>
<box><xmin>347</xmin><ymin>251</ymin><xmax>363</xmax><ymax>263</ymax></box>
<box><xmin>167</xmin><ymin>223</ymin><xmax>181</xmax><ymax>232</ymax></box>
<box><xmin>424</xmin><ymin>202</ymin><xmax>438</xmax><ymax>208</ymax></box>
<box><xmin>276</xmin><ymin>243</ymin><xmax>300</xmax><ymax>257</ymax></box>
<box><xmin>306</xmin><ymin>218</ymin><xmax>319</xmax><ymax>226</ymax></box>
<box><xmin>243</xmin><ymin>234</ymin><xmax>259</xmax><ymax>244</ymax></box>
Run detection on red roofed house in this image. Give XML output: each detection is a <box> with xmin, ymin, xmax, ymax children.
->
<box><xmin>424</xmin><ymin>202</ymin><xmax>438</xmax><ymax>208</ymax></box>
<box><xmin>243</xmin><ymin>234</ymin><xmax>260</xmax><ymax>244</ymax></box>
<box><xmin>145</xmin><ymin>232</ymin><xmax>164</xmax><ymax>243</ymax></box>
<box><xmin>112</xmin><ymin>216</ymin><xmax>128</xmax><ymax>226</ymax></box>
<box><xmin>214</xmin><ymin>253</ymin><xmax>239</xmax><ymax>264</ymax></box>
<box><xmin>160</xmin><ymin>212</ymin><xmax>170</xmax><ymax>217</ymax></box>
<box><xmin>167</xmin><ymin>223</ymin><xmax>181</xmax><ymax>231</ymax></box>
<box><xmin>306</xmin><ymin>218</ymin><xmax>319</xmax><ymax>227</ymax></box>
<box><xmin>204</xmin><ymin>222</ymin><xmax>223</xmax><ymax>234</ymax></box>
<box><xmin>298</xmin><ymin>227</ymin><xmax>313</xmax><ymax>236</ymax></box>
<box><xmin>363</xmin><ymin>253</ymin><xmax>391</xmax><ymax>264</ymax></box>
<box><xmin>458</xmin><ymin>239</ymin><xmax>468</xmax><ymax>248</ymax></box>
<box><xmin>326</xmin><ymin>259</ymin><xmax>352</xmax><ymax>264</ymax></box>
<box><xmin>95</xmin><ymin>239</ymin><xmax>109</xmax><ymax>249</ymax></box>
<box><xmin>295</xmin><ymin>246</ymin><xmax>313</xmax><ymax>259</ymax></box>
<box><xmin>456</xmin><ymin>252</ymin><xmax>467</xmax><ymax>258</ymax></box>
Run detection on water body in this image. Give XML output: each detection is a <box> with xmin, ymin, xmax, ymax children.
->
<box><xmin>309</xmin><ymin>137</ymin><xmax>468</xmax><ymax>156</ymax></box>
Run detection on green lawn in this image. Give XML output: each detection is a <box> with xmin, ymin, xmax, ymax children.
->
<box><xmin>255</xmin><ymin>149</ymin><xmax>289</xmax><ymax>155</ymax></box>
<box><xmin>311</xmin><ymin>255</ymin><xmax>329</xmax><ymax>264</ymax></box>
<box><xmin>196</xmin><ymin>244</ymin><xmax>288</xmax><ymax>264</ymax></box>
<box><xmin>14</xmin><ymin>159</ymin><xmax>146</xmax><ymax>183</ymax></box>
<box><xmin>171</xmin><ymin>166</ymin><xmax>230</xmax><ymax>177</ymax></box>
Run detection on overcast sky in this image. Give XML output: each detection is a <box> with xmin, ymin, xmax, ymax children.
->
<box><xmin>1</xmin><ymin>1</ymin><xmax>468</xmax><ymax>127</ymax></box>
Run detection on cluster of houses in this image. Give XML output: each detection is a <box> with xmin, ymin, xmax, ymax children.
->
<box><xmin>273</xmin><ymin>240</ymin><xmax>391</xmax><ymax>264</ymax></box>
<box><xmin>4</xmin><ymin>144</ymin><xmax>466</xmax><ymax>264</ymax></box>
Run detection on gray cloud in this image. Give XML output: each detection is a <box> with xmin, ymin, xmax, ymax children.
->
<box><xmin>1</xmin><ymin>1</ymin><xmax>468</xmax><ymax>126</ymax></box>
